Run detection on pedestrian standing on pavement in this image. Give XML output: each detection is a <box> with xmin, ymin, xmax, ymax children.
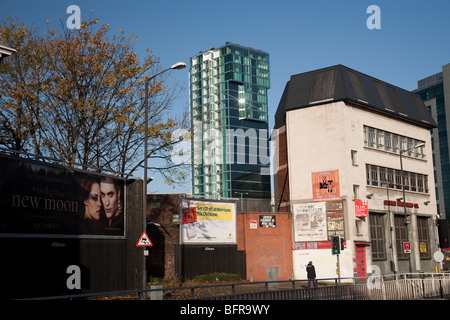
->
<box><xmin>306</xmin><ymin>261</ymin><xmax>318</xmax><ymax>288</ymax></box>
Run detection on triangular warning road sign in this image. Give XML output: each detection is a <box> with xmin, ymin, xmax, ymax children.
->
<box><xmin>136</xmin><ymin>231</ymin><xmax>153</xmax><ymax>247</ymax></box>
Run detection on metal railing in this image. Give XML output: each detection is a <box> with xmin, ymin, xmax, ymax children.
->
<box><xmin>14</xmin><ymin>273</ymin><xmax>450</xmax><ymax>301</ymax></box>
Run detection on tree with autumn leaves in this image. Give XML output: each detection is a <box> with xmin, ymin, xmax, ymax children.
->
<box><xmin>0</xmin><ymin>17</ymin><xmax>189</xmax><ymax>185</ymax></box>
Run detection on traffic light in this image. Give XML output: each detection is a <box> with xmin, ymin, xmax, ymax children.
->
<box><xmin>331</xmin><ymin>235</ymin><xmax>340</xmax><ymax>255</ymax></box>
<box><xmin>340</xmin><ymin>237</ymin><xmax>345</xmax><ymax>251</ymax></box>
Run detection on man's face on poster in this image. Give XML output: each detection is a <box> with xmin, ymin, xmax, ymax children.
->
<box><xmin>100</xmin><ymin>180</ymin><xmax>120</xmax><ymax>219</ymax></box>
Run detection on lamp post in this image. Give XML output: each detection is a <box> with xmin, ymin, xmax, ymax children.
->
<box><xmin>381</xmin><ymin>180</ymin><xmax>397</xmax><ymax>275</ymax></box>
<box><xmin>141</xmin><ymin>62</ymin><xmax>186</xmax><ymax>298</ymax></box>
<box><xmin>399</xmin><ymin>142</ymin><xmax>425</xmax><ymax>274</ymax></box>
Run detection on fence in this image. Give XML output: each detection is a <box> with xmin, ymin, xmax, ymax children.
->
<box><xmin>15</xmin><ymin>273</ymin><xmax>450</xmax><ymax>301</ymax></box>
<box><xmin>196</xmin><ymin>273</ymin><xmax>450</xmax><ymax>300</ymax></box>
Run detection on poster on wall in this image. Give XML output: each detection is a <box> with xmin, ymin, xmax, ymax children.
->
<box><xmin>355</xmin><ymin>200</ymin><xmax>368</xmax><ymax>217</ymax></box>
<box><xmin>0</xmin><ymin>155</ymin><xmax>125</xmax><ymax>238</ymax></box>
<box><xmin>182</xmin><ymin>207</ymin><xmax>197</xmax><ymax>224</ymax></box>
<box><xmin>311</xmin><ymin>170</ymin><xmax>340</xmax><ymax>201</ymax></box>
<box><xmin>293</xmin><ymin>202</ymin><xmax>327</xmax><ymax>242</ymax></box>
<box><xmin>180</xmin><ymin>199</ymin><xmax>236</xmax><ymax>244</ymax></box>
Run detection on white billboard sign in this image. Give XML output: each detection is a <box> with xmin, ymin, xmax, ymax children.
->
<box><xmin>293</xmin><ymin>202</ymin><xmax>327</xmax><ymax>242</ymax></box>
<box><xmin>180</xmin><ymin>199</ymin><xmax>237</xmax><ymax>244</ymax></box>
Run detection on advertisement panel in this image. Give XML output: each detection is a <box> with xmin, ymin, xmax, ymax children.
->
<box><xmin>0</xmin><ymin>155</ymin><xmax>125</xmax><ymax>237</ymax></box>
<box><xmin>293</xmin><ymin>202</ymin><xmax>327</xmax><ymax>241</ymax></box>
<box><xmin>180</xmin><ymin>199</ymin><xmax>236</xmax><ymax>244</ymax></box>
<box><xmin>355</xmin><ymin>200</ymin><xmax>368</xmax><ymax>217</ymax></box>
<box><xmin>311</xmin><ymin>170</ymin><xmax>340</xmax><ymax>201</ymax></box>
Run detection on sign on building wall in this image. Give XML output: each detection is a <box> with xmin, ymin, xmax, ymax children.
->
<box><xmin>311</xmin><ymin>170</ymin><xmax>340</xmax><ymax>201</ymax></box>
<box><xmin>293</xmin><ymin>202</ymin><xmax>327</xmax><ymax>241</ymax></box>
<box><xmin>259</xmin><ymin>215</ymin><xmax>276</xmax><ymax>227</ymax></box>
<box><xmin>0</xmin><ymin>155</ymin><xmax>125</xmax><ymax>238</ymax></box>
<box><xmin>180</xmin><ymin>199</ymin><xmax>236</xmax><ymax>244</ymax></box>
<box><xmin>326</xmin><ymin>201</ymin><xmax>345</xmax><ymax>239</ymax></box>
<box><xmin>355</xmin><ymin>200</ymin><xmax>368</xmax><ymax>217</ymax></box>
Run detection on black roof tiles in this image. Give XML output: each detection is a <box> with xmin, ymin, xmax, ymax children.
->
<box><xmin>274</xmin><ymin>65</ymin><xmax>437</xmax><ymax>130</ymax></box>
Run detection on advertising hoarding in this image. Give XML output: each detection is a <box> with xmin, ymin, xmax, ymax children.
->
<box><xmin>311</xmin><ymin>170</ymin><xmax>340</xmax><ymax>201</ymax></box>
<box><xmin>0</xmin><ymin>155</ymin><xmax>125</xmax><ymax>238</ymax></box>
<box><xmin>293</xmin><ymin>202</ymin><xmax>327</xmax><ymax>241</ymax></box>
<box><xmin>180</xmin><ymin>199</ymin><xmax>236</xmax><ymax>244</ymax></box>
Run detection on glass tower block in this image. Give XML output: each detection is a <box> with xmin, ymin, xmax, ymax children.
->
<box><xmin>189</xmin><ymin>43</ymin><xmax>271</xmax><ymax>199</ymax></box>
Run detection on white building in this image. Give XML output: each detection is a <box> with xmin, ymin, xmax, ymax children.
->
<box><xmin>274</xmin><ymin>65</ymin><xmax>439</xmax><ymax>280</ymax></box>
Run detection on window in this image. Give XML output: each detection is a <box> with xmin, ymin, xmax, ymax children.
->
<box><xmin>403</xmin><ymin>172</ymin><xmax>410</xmax><ymax>191</ymax></box>
<box><xmin>353</xmin><ymin>184</ymin><xmax>360</xmax><ymax>199</ymax></box>
<box><xmin>379</xmin><ymin>167</ymin><xmax>387</xmax><ymax>185</ymax></box>
<box><xmin>394</xmin><ymin>215</ymin><xmax>408</xmax><ymax>260</ymax></box>
<box><xmin>376</xmin><ymin>130</ymin><xmax>384</xmax><ymax>149</ymax></box>
<box><xmin>351</xmin><ymin>150</ymin><xmax>358</xmax><ymax>165</ymax></box>
<box><xmin>417</xmin><ymin>217</ymin><xmax>431</xmax><ymax>259</ymax></box>
<box><xmin>366</xmin><ymin>164</ymin><xmax>428</xmax><ymax>193</ymax></box>
<box><xmin>385</xmin><ymin>132</ymin><xmax>392</xmax><ymax>152</ymax></box>
<box><xmin>393</xmin><ymin>134</ymin><xmax>399</xmax><ymax>153</ymax></box>
<box><xmin>395</xmin><ymin>170</ymin><xmax>402</xmax><ymax>190</ymax></box>
<box><xmin>387</xmin><ymin>169</ymin><xmax>394</xmax><ymax>188</ymax></box>
<box><xmin>410</xmin><ymin>173</ymin><xmax>417</xmax><ymax>192</ymax></box>
<box><xmin>356</xmin><ymin>219</ymin><xmax>363</xmax><ymax>236</ymax></box>
<box><xmin>364</xmin><ymin>126</ymin><xmax>426</xmax><ymax>159</ymax></box>
<box><xmin>370</xmin><ymin>165</ymin><xmax>378</xmax><ymax>186</ymax></box>
<box><xmin>370</xmin><ymin>214</ymin><xmax>386</xmax><ymax>260</ymax></box>
<box><xmin>417</xmin><ymin>175</ymin><xmax>424</xmax><ymax>193</ymax></box>
<box><xmin>368</xmin><ymin>128</ymin><xmax>375</xmax><ymax>148</ymax></box>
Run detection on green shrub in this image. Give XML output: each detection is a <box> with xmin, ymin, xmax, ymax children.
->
<box><xmin>191</xmin><ymin>273</ymin><xmax>241</xmax><ymax>283</ymax></box>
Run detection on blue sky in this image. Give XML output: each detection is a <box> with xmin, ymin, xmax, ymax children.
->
<box><xmin>2</xmin><ymin>0</ymin><xmax>450</xmax><ymax>194</ymax></box>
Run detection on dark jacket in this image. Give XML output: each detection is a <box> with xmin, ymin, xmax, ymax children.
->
<box><xmin>306</xmin><ymin>264</ymin><xmax>316</xmax><ymax>279</ymax></box>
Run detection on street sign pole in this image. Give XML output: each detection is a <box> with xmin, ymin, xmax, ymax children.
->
<box><xmin>337</xmin><ymin>254</ymin><xmax>341</xmax><ymax>283</ymax></box>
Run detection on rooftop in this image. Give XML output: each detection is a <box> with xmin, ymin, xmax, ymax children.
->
<box><xmin>191</xmin><ymin>42</ymin><xmax>269</xmax><ymax>59</ymax></box>
<box><xmin>274</xmin><ymin>64</ymin><xmax>437</xmax><ymax>130</ymax></box>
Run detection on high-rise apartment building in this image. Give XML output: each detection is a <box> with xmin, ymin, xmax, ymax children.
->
<box><xmin>189</xmin><ymin>43</ymin><xmax>271</xmax><ymax>199</ymax></box>
<box><xmin>413</xmin><ymin>64</ymin><xmax>450</xmax><ymax>219</ymax></box>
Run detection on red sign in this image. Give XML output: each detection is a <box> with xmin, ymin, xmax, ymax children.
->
<box><xmin>355</xmin><ymin>200</ymin><xmax>368</xmax><ymax>217</ymax></box>
<box><xmin>136</xmin><ymin>231</ymin><xmax>153</xmax><ymax>247</ymax></box>
<box><xmin>182</xmin><ymin>207</ymin><xmax>197</xmax><ymax>224</ymax></box>
<box><xmin>292</xmin><ymin>241</ymin><xmax>346</xmax><ymax>250</ymax></box>
<box><xmin>403</xmin><ymin>242</ymin><xmax>411</xmax><ymax>253</ymax></box>
<box><xmin>384</xmin><ymin>200</ymin><xmax>419</xmax><ymax>208</ymax></box>
<box><xmin>311</xmin><ymin>170</ymin><xmax>340</xmax><ymax>202</ymax></box>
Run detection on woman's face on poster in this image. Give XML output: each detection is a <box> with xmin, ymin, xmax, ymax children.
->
<box><xmin>84</xmin><ymin>182</ymin><xmax>102</xmax><ymax>220</ymax></box>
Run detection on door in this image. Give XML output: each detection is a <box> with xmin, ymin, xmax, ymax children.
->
<box><xmin>355</xmin><ymin>244</ymin><xmax>367</xmax><ymax>280</ymax></box>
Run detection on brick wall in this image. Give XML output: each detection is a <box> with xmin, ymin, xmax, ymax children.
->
<box><xmin>147</xmin><ymin>194</ymin><xmax>294</xmax><ymax>282</ymax></box>
<box><xmin>237</xmin><ymin>211</ymin><xmax>293</xmax><ymax>281</ymax></box>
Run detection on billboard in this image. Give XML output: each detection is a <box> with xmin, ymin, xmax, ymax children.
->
<box><xmin>0</xmin><ymin>155</ymin><xmax>125</xmax><ymax>237</ymax></box>
<box><xmin>311</xmin><ymin>170</ymin><xmax>340</xmax><ymax>201</ymax></box>
<box><xmin>180</xmin><ymin>199</ymin><xmax>236</xmax><ymax>244</ymax></box>
<box><xmin>292</xmin><ymin>202</ymin><xmax>327</xmax><ymax>241</ymax></box>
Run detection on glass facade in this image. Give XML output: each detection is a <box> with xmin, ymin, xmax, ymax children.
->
<box><xmin>189</xmin><ymin>43</ymin><xmax>271</xmax><ymax>199</ymax></box>
<box><xmin>415</xmin><ymin>80</ymin><xmax>450</xmax><ymax>217</ymax></box>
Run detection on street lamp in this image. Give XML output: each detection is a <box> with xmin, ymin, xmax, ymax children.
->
<box><xmin>381</xmin><ymin>179</ymin><xmax>397</xmax><ymax>275</ymax></box>
<box><xmin>141</xmin><ymin>61</ymin><xmax>186</xmax><ymax>298</ymax></box>
<box><xmin>399</xmin><ymin>142</ymin><xmax>425</xmax><ymax>274</ymax></box>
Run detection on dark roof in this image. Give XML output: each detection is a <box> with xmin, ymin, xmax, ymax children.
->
<box><xmin>274</xmin><ymin>65</ymin><xmax>437</xmax><ymax>130</ymax></box>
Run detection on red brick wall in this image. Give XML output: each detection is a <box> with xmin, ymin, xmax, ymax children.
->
<box><xmin>237</xmin><ymin>212</ymin><xmax>293</xmax><ymax>281</ymax></box>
